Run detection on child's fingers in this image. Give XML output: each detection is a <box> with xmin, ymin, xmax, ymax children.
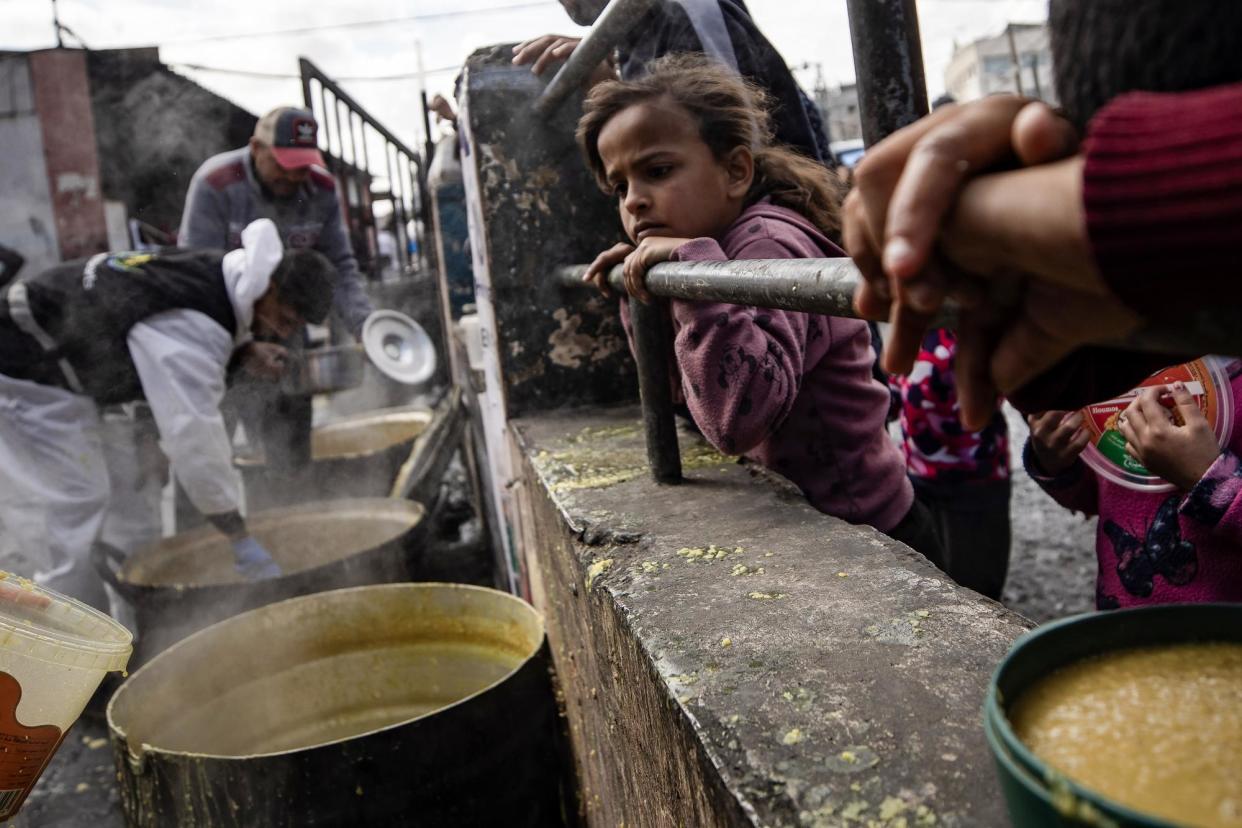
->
<box><xmin>953</xmin><ymin>308</ymin><xmax>1002</xmax><ymax>431</ymax></box>
<box><xmin>1068</xmin><ymin>427</ymin><xmax>1091</xmax><ymax>454</ymax></box>
<box><xmin>843</xmin><ymin>190</ymin><xmax>891</xmax><ymax>319</ymax></box>
<box><xmin>1028</xmin><ymin>410</ymin><xmax>1064</xmax><ymax>438</ymax></box>
<box><xmin>1052</xmin><ymin>411</ymin><xmax>1082</xmax><ymax>441</ymax></box>
<box><xmin>586</xmin><ymin>243</ymin><xmax>635</xmax><ymax>297</ymax></box>
<box><xmin>622</xmin><ymin>252</ymin><xmax>652</xmax><ymax>303</ymax></box>
<box><xmin>1135</xmin><ymin>387</ymin><xmax>1174</xmax><ymax>429</ymax></box>
<box><xmin>1169</xmin><ymin>381</ymin><xmax>1203</xmax><ymax>425</ymax></box>
<box><xmin>1117</xmin><ymin>407</ymin><xmax>1149</xmax><ymax>451</ymax></box>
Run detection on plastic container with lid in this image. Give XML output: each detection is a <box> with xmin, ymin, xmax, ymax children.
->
<box><xmin>0</xmin><ymin>573</ymin><xmax>132</xmax><ymax>820</ymax></box>
<box><xmin>1079</xmin><ymin>357</ymin><xmax>1235</xmax><ymax>492</ymax></box>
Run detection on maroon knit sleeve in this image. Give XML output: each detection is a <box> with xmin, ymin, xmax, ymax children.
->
<box><xmin>1082</xmin><ymin>81</ymin><xmax>1242</xmax><ymax>316</ymax></box>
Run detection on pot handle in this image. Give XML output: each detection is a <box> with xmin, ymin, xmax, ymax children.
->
<box><xmin>91</xmin><ymin>541</ymin><xmax>138</xmax><ymax>603</ymax></box>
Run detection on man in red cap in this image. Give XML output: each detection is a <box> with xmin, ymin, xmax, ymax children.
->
<box><xmin>178</xmin><ymin>107</ymin><xmax>374</xmax><ymax>500</ymax></box>
<box><xmin>180</xmin><ymin>107</ymin><xmax>372</xmax><ymax>337</ymax></box>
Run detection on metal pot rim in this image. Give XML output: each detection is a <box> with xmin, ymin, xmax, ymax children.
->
<box><xmin>107</xmin><ymin>583</ymin><xmax>545</xmax><ymax>762</ymax></box>
<box><xmin>118</xmin><ymin>498</ymin><xmax>425</xmax><ymax>589</ymax></box>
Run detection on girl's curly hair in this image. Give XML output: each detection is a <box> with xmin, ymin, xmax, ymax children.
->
<box><xmin>577</xmin><ymin>53</ymin><xmax>843</xmax><ymax>238</ymax></box>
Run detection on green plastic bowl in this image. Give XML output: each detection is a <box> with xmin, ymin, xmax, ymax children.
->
<box><xmin>985</xmin><ymin>603</ymin><xmax>1242</xmax><ymax>827</ymax></box>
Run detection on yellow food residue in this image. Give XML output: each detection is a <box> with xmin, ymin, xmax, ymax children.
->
<box><xmin>747</xmin><ymin>591</ymin><xmax>787</xmax><ymax>601</ymax></box>
<box><xmin>782</xmin><ymin>728</ymin><xmax>803</xmax><ymax>745</ymax></box>
<box><xmin>584</xmin><ymin>558</ymin><xmax>614</xmax><ymax>589</ymax></box>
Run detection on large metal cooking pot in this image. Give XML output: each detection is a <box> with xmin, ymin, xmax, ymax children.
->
<box><xmin>279</xmin><ymin>344</ymin><xmax>366</xmax><ymax>396</ymax></box>
<box><xmin>107</xmin><ymin>583</ymin><xmax>561</xmax><ymax>827</ymax></box>
<box><xmin>239</xmin><ymin>406</ymin><xmax>433</xmax><ymax>510</ymax></box>
<box><xmin>93</xmin><ymin>498</ymin><xmax>426</xmax><ymax>665</ymax></box>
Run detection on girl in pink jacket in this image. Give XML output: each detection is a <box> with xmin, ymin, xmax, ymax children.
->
<box><xmin>1026</xmin><ymin>363</ymin><xmax>1242</xmax><ymax>608</ymax></box>
<box><xmin>578</xmin><ymin>55</ymin><xmax>942</xmax><ymax>563</ymax></box>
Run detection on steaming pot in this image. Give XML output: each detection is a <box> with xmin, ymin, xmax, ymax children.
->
<box><xmin>238</xmin><ymin>406</ymin><xmax>433</xmax><ymax>510</ymax></box>
<box><xmin>92</xmin><ymin>498</ymin><xmax>426</xmax><ymax>665</ymax></box>
<box><xmin>107</xmin><ymin>584</ymin><xmax>560</xmax><ymax>827</ymax></box>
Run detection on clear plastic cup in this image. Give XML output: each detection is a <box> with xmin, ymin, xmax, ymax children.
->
<box><xmin>0</xmin><ymin>572</ymin><xmax>132</xmax><ymax>820</ymax></box>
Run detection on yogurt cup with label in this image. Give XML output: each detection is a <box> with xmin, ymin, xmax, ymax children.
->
<box><xmin>1079</xmin><ymin>357</ymin><xmax>1235</xmax><ymax>492</ymax></box>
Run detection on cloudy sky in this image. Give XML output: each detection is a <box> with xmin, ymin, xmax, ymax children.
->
<box><xmin>4</xmin><ymin>0</ymin><xmax>1049</xmax><ymax>152</ymax></box>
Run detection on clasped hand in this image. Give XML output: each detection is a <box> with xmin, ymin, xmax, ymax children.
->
<box><xmin>843</xmin><ymin>96</ymin><xmax>1143</xmax><ymax>430</ymax></box>
<box><xmin>582</xmin><ymin>237</ymin><xmax>690</xmax><ymax>302</ymax></box>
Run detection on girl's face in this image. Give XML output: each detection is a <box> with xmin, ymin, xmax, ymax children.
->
<box><xmin>597</xmin><ymin>100</ymin><xmax>753</xmax><ymax>244</ymax></box>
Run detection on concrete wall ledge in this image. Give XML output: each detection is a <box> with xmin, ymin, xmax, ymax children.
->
<box><xmin>510</xmin><ymin>404</ymin><xmax>1032</xmax><ymax>827</ymax></box>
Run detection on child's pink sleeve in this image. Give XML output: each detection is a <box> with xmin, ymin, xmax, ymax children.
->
<box><xmin>1021</xmin><ymin>439</ymin><xmax>1100</xmax><ymax>516</ymax></box>
<box><xmin>1180</xmin><ymin>450</ymin><xmax>1242</xmax><ymax>544</ymax></box>
<box><xmin>667</xmin><ymin>236</ymin><xmax>808</xmax><ymax>455</ymax></box>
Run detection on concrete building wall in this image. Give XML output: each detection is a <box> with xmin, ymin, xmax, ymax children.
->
<box><xmin>944</xmin><ymin>23</ymin><xmax>1057</xmax><ymax>105</ymax></box>
<box><xmin>29</xmin><ymin>49</ymin><xmax>109</xmax><ymax>260</ymax></box>
<box><xmin>822</xmin><ymin>82</ymin><xmax>861</xmax><ymax>142</ymax></box>
<box><xmin>0</xmin><ymin>54</ymin><xmax>60</xmax><ymax>275</ymax></box>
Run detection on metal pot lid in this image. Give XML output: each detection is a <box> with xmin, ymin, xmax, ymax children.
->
<box><xmin>362</xmin><ymin>310</ymin><xmax>436</xmax><ymax>385</ymax></box>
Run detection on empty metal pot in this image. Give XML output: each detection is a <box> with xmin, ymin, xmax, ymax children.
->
<box><xmin>107</xmin><ymin>583</ymin><xmax>561</xmax><ymax>827</ymax></box>
<box><xmin>93</xmin><ymin>498</ymin><xmax>426</xmax><ymax>664</ymax></box>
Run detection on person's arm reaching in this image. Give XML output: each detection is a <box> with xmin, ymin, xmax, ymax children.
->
<box><xmin>1023</xmin><ymin>410</ymin><xmax>1099</xmax><ymax>517</ymax></box>
<box><xmin>128</xmin><ymin>310</ymin><xmax>281</xmax><ymax>579</ymax></box>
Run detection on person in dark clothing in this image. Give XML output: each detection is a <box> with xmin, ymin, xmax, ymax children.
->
<box><xmin>0</xmin><ymin>244</ymin><xmax>24</xmax><ymax>287</ymax></box>
<box><xmin>513</xmin><ymin>0</ymin><xmax>828</xmax><ymax>163</ymax></box>
<box><xmin>0</xmin><ymin>220</ymin><xmax>335</xmax><ymax>608</ymax></box>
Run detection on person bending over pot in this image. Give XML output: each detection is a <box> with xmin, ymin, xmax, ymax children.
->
<box><xmin>0</xmin><ymin>219</ymin><xmax>335</xmax><ymax>610</ymax></box>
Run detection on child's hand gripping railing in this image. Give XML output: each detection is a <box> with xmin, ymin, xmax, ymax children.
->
<box><xmin>558</xmin><ymin>257</ymin><xmax>1242</xmax><ymax>484</ymax></box>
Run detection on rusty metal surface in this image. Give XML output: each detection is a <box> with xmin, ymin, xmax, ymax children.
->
<box><xmin>627</xmin><ymin>296</ymin><xmax>682</xmax><ymax>483</ymax></box>
<box><xmin>534</xmin><ymin>0</ymin><xmax>654</xmax><ymax>117</ymax></box>
<box><xmin>462</xmin><ymin>46</ymin><xmax>637</xmax><ymax>417</ymax></box>
<box><xmin>558</xmin><ymin>259</ymin><xmax>952</xmax><ymax>324</ymax></box>
<box><xmin>845</xmin><ymin>0</ymin><xmax>930</xmax><ymax>146</ymax></box>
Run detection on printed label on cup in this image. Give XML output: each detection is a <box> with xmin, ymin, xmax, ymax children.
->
<box><xmin>0</xmin><ymin>672</ymin><xmax>64</xmax><ymax>819</ymax></box>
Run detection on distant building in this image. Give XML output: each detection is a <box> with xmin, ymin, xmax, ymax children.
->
<box><xmin>0</xmin><ymin>47</ymin><xmax>255</xmax><ymax>275</ymax></box>
<box><xmin>944</xmin><ymin>22</ymin><xmax>1057</xmax><ymax>105</ymax></box>
<box><xmin>818</xmin><ymin>82</ymin><xmax>862</xmax><ymax>144</ymax></box>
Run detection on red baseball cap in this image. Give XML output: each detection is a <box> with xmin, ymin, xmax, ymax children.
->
<box><xmin>254</xmin><ymin>107</ymin><xmax>326</xmax><ymax>170</ymax></box>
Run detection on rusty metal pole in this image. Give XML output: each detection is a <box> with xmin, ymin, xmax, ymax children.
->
<box><xmin>628</xmin><ymin>297</ymin><xmax>682</xmax><ymax>484</ymax></box>
<box><xmin>533</xmin><ymin>0</ymin><xmax>654</xmax><ymax>116</ymax></box>
<box><xmin>845</xmin><ymin>0</ymin><xmax>929</xmax><ymax>146</ymax></box>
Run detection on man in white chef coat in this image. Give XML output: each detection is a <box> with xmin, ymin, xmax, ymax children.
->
<box><xmin>0</xmin><ymin>219</ymin><xmax>334</xmax><ymax>610</ymax></box>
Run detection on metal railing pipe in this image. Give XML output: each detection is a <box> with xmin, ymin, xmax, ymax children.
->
<box><xmin>845</xmin><ymin>0</ymin><xmax>929</xmax><ymax>146</ymax></box>
<box><xmin>558</xmin><ymin>260</ymin><xmax>1242</xmax><ymax>358</ymax></box>
<box><xmin>533</xmin><ymin>0</ymin><xmax>654</xmax><ymax>117</ymax></box>
<box><xmin>628</xmin><ymin>297</ymin><xmax>683</xmax><ymax>483</ymax></box>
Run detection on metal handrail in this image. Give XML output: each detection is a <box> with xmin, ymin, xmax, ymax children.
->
<box><xmin>558</xmin><ymin>259</ymin><xmax>1242</xmax><ymax>357</ymax></box>
<box><xmin>533</xmin><ymin>0</ymin><xmax>654</xmax><ymax>116</ymax></box>
<box><xmin>557</xmin><ymin>259</ymin><xmax>952</xmax><ymax>327</ymax></box>
<box><xmin>558</xmin><ymin>255</ymin><xmax>1242</xmax><ymax>486</ymax></box>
